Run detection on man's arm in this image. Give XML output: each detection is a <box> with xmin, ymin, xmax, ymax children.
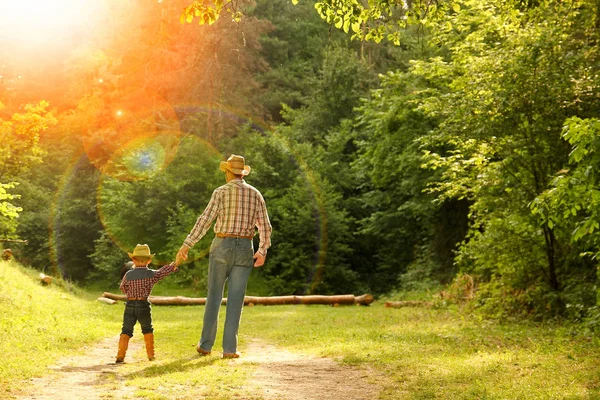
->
<box><xmin>254</xmin><ymin>192</ymin><xmax>272</xmax><ymax>267</ymax></box>
<box><xmin>176</xmin><ymin>189</ymin><xmax>221</xmax><ymax>264</ymax></box>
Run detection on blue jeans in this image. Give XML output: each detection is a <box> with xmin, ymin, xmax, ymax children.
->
<box><xmin>121</xmin><ymin>300</ymin><xmax>153</xmax><ymax>337</ymax></box>
<box><xmin>199</xmin><ymin>237</ymin><xmax>254</xmax><ymax>354</ymax></box>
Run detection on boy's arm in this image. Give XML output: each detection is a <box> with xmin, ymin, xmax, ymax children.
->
<box><xmin>152</xmin><ymin>262</ymin><xmax>178</xmax><ymax>283</ymax></box>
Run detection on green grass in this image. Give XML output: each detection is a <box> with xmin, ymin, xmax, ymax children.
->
<box><xmin>0</xmin><ymin>260</ymin><xmax>119</xmax><ymax>396</ymax></box>
<box><xmin>2</xmin><ymin>260</ymin><xmax>600</xmax><ymax>399</ymax></box>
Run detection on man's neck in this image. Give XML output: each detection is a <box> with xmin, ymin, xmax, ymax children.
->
<box><xmin>226</xmin><ymin>173</ymin><xmax>243</xmax><ymax>182</ymax></box>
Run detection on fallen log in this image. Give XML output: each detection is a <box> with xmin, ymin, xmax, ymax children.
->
<box><xmin>2</xmin><ymin>249</ymin><xmax>13</xmax><ymax>260</ymax></box>
<box><xmin>102</xmin><ymin>292</ymin><xmax>375</xmax><ymax>306</ymax></box>
<box><xmin>97</xmin><ymin>297</ymin><xmax>117</xmax><ymax>305</ymax></box>
<box><xmin>39</xmin><ymin>273</ymin><xmax>53</xmax><ymax>285</ymax></box>
<box><xmin>384</xmin><ymin>300</ymin><xmax>432</xmax><ymax>308</ymax></box>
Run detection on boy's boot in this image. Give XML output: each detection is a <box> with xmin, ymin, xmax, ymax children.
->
<box><xmin>144</xmin><ymin>333</ymin><xmax>155</xmax><ymax>361</ymax></box>
<box><xmin>116</xmin><ymin>334</ymin><xmax>130</xmax><ymax>363</ymax></box>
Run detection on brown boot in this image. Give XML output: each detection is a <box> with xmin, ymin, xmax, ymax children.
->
<box><xmin>116</xmin><ymin>334</ymin><xmax>130</xmax><ymax>363</ymax></box>
<box><xmin>144</xmin><ymin>333</ymin><xmax>155</xmax><ymax>361</ymax></box>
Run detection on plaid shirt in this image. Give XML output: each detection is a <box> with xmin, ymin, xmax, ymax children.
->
<box><xmin>119</xmin><ymin>263</ymin><xmax>177</xmax><ymax>298</ymax></box>
<box><xmin>184</xmin><ymin>178</ymin><xmax>272</xmax><ymax>255</ymax></box>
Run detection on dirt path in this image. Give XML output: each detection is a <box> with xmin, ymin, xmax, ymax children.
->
<box><xmin>15</xmin><ymin>337</ymin><xmax>381</xmax><ymax>400</ymax></box>
<box><xmin>243</xmin><ymin>340</ymin><xmax>381</xmax><ymax>400</ymax></box>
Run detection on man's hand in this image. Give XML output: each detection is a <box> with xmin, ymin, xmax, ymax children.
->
<box><xmin>176</xmin><ymin>245</ymin><xmax>189</xmax><ymax>266</ymax></box>
<box><xmin>253</xmin><ymin>251</ymin><xmax>266</xmax><ymax>268</ymax></box>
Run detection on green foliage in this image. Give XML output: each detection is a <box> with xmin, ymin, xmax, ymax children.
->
<box><xmin>249</xmin><ymin>0</ymin><xmax>345</xmax><ymax>121</ymax></box>
<box><xmin>182</xmin><ymin>0</ymin><xmax>460</xmax><ymax>45</ymax></box>
<box><xmin>94</xmin><ymin>136</ymin><xmax>223</xmax><ymax>271</ymax></box>
<box><xmin>0</xmin><ymin>101</ymin><xmax>56</xmax><ymax>180</ymax></box>
<box><xmin>88</xmin><ymin>231</ymin><xmax>129</xmax><ymax>282</ymax></box>
<box><xmin>52</xmin><ymin>157</ymin><xmax>103</xmax><ymax>281</ymax></box>
<box><xmin>412</xmin><ymin>0</ymin><xmax>600</xmax><ymax>317</ymax></box>
<box><xmin>224</xmin><ymin>126</ymin><xmax>360</xmax><ymax>295</ymax></box>
<box><xmin>0</xmin><ymin>101</ymin><xmax>56</xmax><ymax>237</ymax></box>
<box><xmin>0</xmin><ymin>183</ymin><xmax>20</xmax><ymax>217</ymax></box>
<box><xmin>533</xmin><ymin>117</ymin><xmax>600</xmax><ymax>257</ymax></box>
<box><xmin>352</xmin><ymin>69</ymin><xmax>468</xmax><ymax>292</ymax></box>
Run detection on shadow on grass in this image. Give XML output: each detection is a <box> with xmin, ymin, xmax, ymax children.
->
<box><xmin>125</xmin><ymin>355</ymin><xmax>221</xmax><ymax>378</ymax></box>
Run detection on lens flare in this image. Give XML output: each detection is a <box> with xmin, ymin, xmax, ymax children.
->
<box><xmin>95</xmin><ymin>134</ymin><xmax>222</xmax><ymax>265</ymax></box>
<box><xmin>51</xmin><ymin>102</ymin><xmax>329</xmax><ymax>291</ymax></box>
<box><xmin>82</xmin><ymin>88</ymin><xmax>181</xmax><ymax>181</ymax></box>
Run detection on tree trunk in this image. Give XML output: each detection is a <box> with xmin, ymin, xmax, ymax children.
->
<box><xmin>542</xmin><ymin>224</ymin><xmax>559</xmax><ymax>290</ymax></box>
<box><xmin>102</xmin><ymin>292</ymin><xmax>375</xmax><ymax>306</ymax></box>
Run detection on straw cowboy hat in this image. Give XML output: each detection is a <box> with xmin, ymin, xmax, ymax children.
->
<box><xmin>128</xmin><ymin>244</ymin><xmax>155</xmax><ymax>260</ymax></box>
<box><xmin>220</xmin><ymin>154</ymin><xmax>251</xmax><ymax>176</ymax></box>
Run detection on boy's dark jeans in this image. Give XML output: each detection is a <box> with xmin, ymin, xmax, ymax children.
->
<box><xmin>121</xmin><ymin>300</ymin><xmax>153</xmax><ymax>337</ymax></box>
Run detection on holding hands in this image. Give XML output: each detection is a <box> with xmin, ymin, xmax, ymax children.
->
<box><xmin>176</xmin><ymin>245</ymin><xmax>189</xmax><ymax>266</ymax></box>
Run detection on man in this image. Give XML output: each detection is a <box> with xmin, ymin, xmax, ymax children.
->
<box><xmin>176</xmin><ymin>154</ymin><xmax>272</xmax><ymax>359</ymax></box>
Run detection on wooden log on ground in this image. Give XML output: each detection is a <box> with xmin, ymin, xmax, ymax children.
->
<box><xmin>2</xmin><ymin>249</ymin><xmax>13</xmax><ymax>260</ymax></box>
<box><xmin>384</xmin><ymin>300</ymin><xmax>432</xmax><ymax>308</ymax></box>
<box><xmin>39</xmin><ymin>273</ymin><xmax>53</xmax><ymax>285</ymax></box>
<box><xmin>102</xmin><ymin>293</ymin><xmax>207</xmax><ymax>305</ymax></box>
<box><xmin>102</xmin><ymin>292</ymin><xmax>375</xmax><ymax>306</ymax></box>
<box><xmin>97</xmin><ymin>297</ymin><xmax>117</xmax><ymax>305</ymax></box>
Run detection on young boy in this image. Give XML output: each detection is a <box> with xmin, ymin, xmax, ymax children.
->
<box><xmin>116</xmin><ymin>244</ymin><xmax>178</xmax><ymax>363</ymax></box>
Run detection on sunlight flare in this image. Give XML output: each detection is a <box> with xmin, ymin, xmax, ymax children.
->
<box><xmin>0</xmin><ymin>0</ymin><xmax>102</xmax><ymax>45</ymax></box>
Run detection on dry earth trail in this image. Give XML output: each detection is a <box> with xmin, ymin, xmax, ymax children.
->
<box><xmin>14</xmin><ymin>337</ymin><xmax>381</xmax><ymax>400</ymax></box>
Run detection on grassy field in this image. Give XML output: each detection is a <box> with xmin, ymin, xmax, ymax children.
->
<box><xmin>0</xmin><ymin>261</ymin><xmax>120</xmax><ymax>396</ymax></box>
<box><xmin>1</xmin><ymin>260</ymin><xmax>599</xmax><ymax>399</ymax></box>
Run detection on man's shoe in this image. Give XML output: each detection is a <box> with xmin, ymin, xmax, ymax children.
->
<box><xmin>222</xmin><ymin>352</ymin><xmax>240</xmax><ymax>359</ymax></box>
<box><xmin>196</xmin><ymin>345</ymin><xmax>211</xmax><ymax>356</ymax></box>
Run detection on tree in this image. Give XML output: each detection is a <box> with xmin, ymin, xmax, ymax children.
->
<box><xmin>415</xmin><ymin>0</ymin><xmax>600</xmax><ymax>317</ymax></box>
<box><xmin>0</xmin><ymin>101</ymin><xmax>56</xmax><ymax>239</ymax></box>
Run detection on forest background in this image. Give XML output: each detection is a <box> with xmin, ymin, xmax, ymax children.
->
<box><xmin>1</xmin><ymin>0</ymin><xmax>599</xmax><ymax>330</ymax></box>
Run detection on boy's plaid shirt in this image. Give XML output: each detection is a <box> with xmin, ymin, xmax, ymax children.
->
<box><xmin>183</xmin><ymin>178</ymin><xmax>272</xmax><ymax>255</ymax></box>
<box><xmin>120</xmin><ymin>263</ymin><xmax>177</xmax><ymax>298</ymax></box>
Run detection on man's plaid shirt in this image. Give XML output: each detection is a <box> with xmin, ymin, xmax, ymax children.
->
<box><xmin>183</xmin><ymin>178</ymin><xmax>272</xmax><ymax>255</ymax></box>
<box><xmin>120</xmin><ymin>263</ymin><xmax>177</xmax><ymax>299</ymax></box>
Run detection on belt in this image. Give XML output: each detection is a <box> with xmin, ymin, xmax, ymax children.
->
<box><xmin>127</xmin><ymin>297</ymin><xmax>148</xmax><ymax>301</ymax></box>
<box><xmin>216</xmin><ymin>233</ymin><xmax>253</xmax><ymax>239</ymax></box>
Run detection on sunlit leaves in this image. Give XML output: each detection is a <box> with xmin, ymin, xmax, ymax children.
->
<box><xmin>0</xmin><ymin>101</ymin><xmax>55</xmax><ymax>236</ymax></box>
<box><xmin>0</xmin><ymin>182</ymin><xmax>21</xmax><ymax>219</ymax></box>
<box><xmin>181</xmin><ymin>0</ymin><xmax>223</xmax><ymax>25</ymax></box>
<box><xmin>0</xmin><ymin>101</ymin><xmax>56</xmax><ymax>180</ymax></box>
<box><xmin>422</xmin><ymin>139</ymin><xmax>496</xmax><ymax>202</ymax></box>
<box><xmin>181</xmin><ymin>0</ymin><xmax>458</xmax><ymax>45</ymax></box>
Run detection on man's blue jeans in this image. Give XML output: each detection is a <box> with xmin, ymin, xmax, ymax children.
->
<box><xmin>199</xmin><ymin>237</ymin><xmax>254</xmax><ymax>354</ymax></box>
